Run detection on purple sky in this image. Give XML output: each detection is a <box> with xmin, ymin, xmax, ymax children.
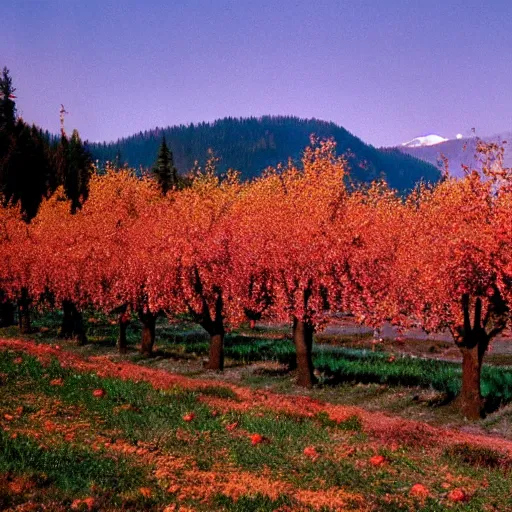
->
<box><xmin>4</xmin><ymin>0</ymin><xmax>512</xmax><ymax>147</ymax></box>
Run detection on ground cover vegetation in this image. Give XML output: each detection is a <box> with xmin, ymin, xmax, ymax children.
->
<box><xmin>1</xmin><ymin>344</ymin><xmax>512</xmax><ymax>511</ymax></box>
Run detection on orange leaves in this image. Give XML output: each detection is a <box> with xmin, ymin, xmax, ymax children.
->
<box><xmin>182</xmin><ymin>412</ymin><xmax>195</xmax><ymax>422</ymax></box>
<box><xmin>2</xmin><ymin>137</ymin><xmax>512</xmax><ymax>360</ymax></box>
<box><xmin>447</xmin><ymin>488</ymin><xmax>467</xmax><ymax>502</ymax></box>
<box><xmin>250</xmin><ymin>433</ymin><xmax>265</xmax><ymax>445</ymax></box>
<box><xmin>410</xmin><ymin>483</ymin><xmax>429</xmax><ymax>498</ymax></box>
<box><xmin>71</xmin><ymin>497</ymin><xmax>95</xmax><ymax>510</ymax></box>
<box><xmin>369</xmin><ymin>454</ymin><xmax>386</xmax><ymax>467</ymax></box>
<box><xmin>303</xmin><ymin>446</ymin><xmax>319</xmax><ymax>460</ymax></box>
<box><xmin>139</xmin><ymin>487</ymin><xmax>152</xmax><ymax>498</ymax></box>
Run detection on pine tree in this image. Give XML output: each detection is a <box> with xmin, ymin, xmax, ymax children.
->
<box><xmin>55</xmin><ymin>129</ymin><xmax>92</xmax><ymax>213</ymax></box>
<box><xmin>153</xmin><ymin>136</ymin><xmax>178</xmax><ymax>195</ymax></box>
<box><xmin>114</xmin><ymin>146</ymin><xmax>123</xmax><ymax>169</ymax></box>
<box><xmin>0</xmin><ymin>67</ymin><xmax>16</xmax><ymax>131</ymax></box>
<box><xmin>0</xmin><ymin>120</ymin><xmax>53</xmax><ymax>220</ymax></box>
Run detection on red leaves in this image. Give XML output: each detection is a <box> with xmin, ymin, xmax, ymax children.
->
<box><xmin>71</xmin><ymin>497</ymin><xmax>95</xmax><ymax>510</ymax></box>
<box><xmin>410</xmin><ymin>483</ymin><xmax>429</xmax><ymax>498</ymax></box>
<box><xmin>182</xmin><ymin>412</ymin><xmax>195</xmax><ymax>422</ymax></box>
<box><xmin>447</xmin><ymin>488</ymin><xmax>467</xmax><ymax>502</ymax></box>
<box><xmin>369</xmin><ymin>455</ymin><xmax>386</xmax><ymax>467</ymax></box>
<box><xmin>303</xmin><ymin>446</ymin><xmax>319</xmax><ymax>460</ymax></box>
<box><xmin>50</xmin><ymin>378</ymin><xmax>64</xmax><ymax>386</ymax></box>
<box><xmin>250</xmin><ymin>433</ymin><xmax>264</xmax><ymax>445</ymax></box>
<box><xmin>92</xmin><ymin>388</ymin><xmax>106</xmax><ymax>398</ymax></box>
<box><xmin>226</xmin><ymin>421</ymin><xmax>238</xmax><ymax>432</ymax></box>
<box><xmin>139</xmin><ymin>487</ymin><xmax>152</xmax><ymax>498</ymax></box>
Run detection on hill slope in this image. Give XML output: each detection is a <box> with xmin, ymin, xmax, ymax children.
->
<box><xmin>88</xmin><ymin>116</ymin><xmax>440</xmax><ymax>191</ymax></box>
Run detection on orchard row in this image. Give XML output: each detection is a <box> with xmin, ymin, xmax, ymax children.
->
<box><xmin>1</xmin><ymin>139</ymin><xmax>511</xmax><ymax>419</ymax></box>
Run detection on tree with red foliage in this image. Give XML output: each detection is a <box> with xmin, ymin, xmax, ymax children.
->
<box><xmin>152</xmin><ymin>158</ymin><xmax>242</xmax><ymax>369</ymax></box>
<box><xmin>231</xmin><ymin>139</ymin><xmax>349</xmax><ymax>386</ymax></box>
<box><xmin>383</xmin><ymin>143</ymin><xmax>512</xmax><ymax>419</ymax></box>
<box><xmin>0</xmin><ymin>202</ymin><xmax>36</xmax><ymax>333</ymax></box>
<box><xmin>31</xmin><ymin>170</ymin><xmax>164</xmax><ymax>352</ymax></box>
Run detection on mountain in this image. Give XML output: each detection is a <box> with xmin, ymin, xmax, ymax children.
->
<box><xmin>88</xmin><ymin>116</ymin><xmax>441</xmax><ymax>191</ymax></box>
<box><xmin>398</xmin><ymin>132</ymin><xmax>512</xmax><ymax>177</ymax></box>
<box><xmin>402</xmin><ymin>134</ymin><xmax>448</xmax><ymax>148</ymax></box>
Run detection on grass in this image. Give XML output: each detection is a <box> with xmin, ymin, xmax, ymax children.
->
<box><xmin>1</xmin><ymin>349</ymin><xmax>512</xmax><ymax>510</ymax></box>
<box><xmin>0</xmin><ymin>430</ymin><xmax>148</xmax><ymax>494</ymax></box>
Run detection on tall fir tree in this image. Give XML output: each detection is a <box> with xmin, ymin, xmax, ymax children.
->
<box><xmin>0</xmin><ymin>67</ymin><xmax>16</xmax><ymax>131</ymax></box>
<box><xmin>67</xmin><ymin>129</ymin><xmax>92</xmax><ymax>212</ymax></box>
<box><xmin>153</xmin><ymin>135</ymin><xmax>178</xmax><ymax>195</ymax></box>
<box><xmin>54</xmin><ymin>129</ymin><xmax>92</xmax><ymax>213</ymax></box>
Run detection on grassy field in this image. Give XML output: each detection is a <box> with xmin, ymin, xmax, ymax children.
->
<box><xmin>1</xmin><ymin>344</ymin><xmax>512</xmax><ymax>511</ymax></box>
<box><xmin>1</xmin><ymin>312</ymin><xmax>512</xmax><ymax>510</ymax></box>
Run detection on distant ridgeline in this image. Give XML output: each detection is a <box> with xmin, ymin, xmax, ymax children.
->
<box><xmin>88</xmin><ymin>116</ymin><xmax>441</xmax><ymax>191</ymax></box>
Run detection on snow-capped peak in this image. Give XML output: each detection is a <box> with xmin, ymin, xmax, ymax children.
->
<box><xmin>402</xmin><ymin>134</ymin><xmax>448</xmax><ymax>148</ymax></box>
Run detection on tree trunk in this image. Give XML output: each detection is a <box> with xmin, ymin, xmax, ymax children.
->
<box><xmin>118</xmin><ymin>311</ymin><xmax>130</xmax><ymax>354</ymax></box>
<box><xmin>0</xmin><ymin>300</ymin><xmax>15</xmax><ymax>327</ymax></box>
<box><xmin>205</xmin><ymin>332</ymin><xmax>224</xmax><ymax>371</ymax></box>
<box><xmin>458</xmin><ymin>344</ymin><xmax>484</xmax><ymax>420</ymax></box>
<box><xmin>201</xmin><ymin>312</ymin><xmax>225</xmax><ymax>371</ymax></box>
<box><xmin>60</xmin><ymin>300</ymin><xmax>76</xmax><ymax>337</ymax></box>
<box><xmin>453</xmin><ymin>294</ymin><xmax>496</xmax><ymax>420</ymax></box>
<box><xmin>18</xmin><ymin>289</ymin><xmax>31</xmax><ymax>334</ymax></box>
<box><xmin>200</xmin><ymin>292</ymin><xmax>225</xmax><ymax>371</ymax></box>
<box><xmin>245</xmin><ymin>309</ymin><xmax>261</xmax><ymax>330</ymax></box>
<box><xmin>138</xmin><ymin>310</ymin><xmax>157</xmax><ymax>356</ymax></box>
<box><xmin>293</xmin><ymin>317</ymin><xmax>316</xmax><ymax>388</ymax></box>
<box><xmin>59</xmin><ymin>300</ymin><xmax>87</xmax><ymax>345</ymax></box>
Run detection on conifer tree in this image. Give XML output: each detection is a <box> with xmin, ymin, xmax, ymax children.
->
<box><xmin>0</xmin><ymin>67</ymin><xmax>16</xmax><ymax>131</ymax></box>
<box><xmin>67</xmin><ymin>129</ymin><xmax>92</xmax><ymax>212</ymax></box>
<box><xmin>54</xmin><ymin>129</ymin><xmax>92</xmax><ymax>214</ymax></box>
<box><xmin>153</xmin><ymin>135</ymin><xmax>178</xmax><ymax>195</ymax></box>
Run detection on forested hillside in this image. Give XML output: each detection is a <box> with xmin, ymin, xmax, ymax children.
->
<box><xmin>89</xmin><ymin>116</ymin><xmax>441</xmax><ymax>191</ymax></box>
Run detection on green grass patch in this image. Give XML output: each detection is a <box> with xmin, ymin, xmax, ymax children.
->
<box><xmin>0</xmin><ymin>430</ymin><xmax>147</xmax><ymax>494</ymax></box>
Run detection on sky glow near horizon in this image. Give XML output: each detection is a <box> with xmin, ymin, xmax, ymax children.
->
<box><xmin>3</xmin><ymin>0</ymin><xmax>512</xmax><ymax>147</ymax></box>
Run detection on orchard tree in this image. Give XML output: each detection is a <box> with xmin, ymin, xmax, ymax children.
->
<box><xmin>0</xmin><ymin>201</ymin><xmax>36</xmax><ymax>333</ymax></box>
<box><xmin>153</xmin><ymin>157</ymin><xmax>241</xmax><ymax>369</ymax></box>
<box><xmin>232</xmin><ymin>139</ymin><xmax>348</xmax><ymax>386</ymax></box>
<box><xmin>389</xmin><ymin>143</ymin><xmax>512</xmax><ymax>419</ymax></box>
<box><xmin>327</xmin><ymin>180</ymin><xmax>409</xmax><ymax>330</ymax></box>
<box><xmin>88</xmin><ymin>170</ymin><xmax>167</xmax><ymax>355</ymax></box>
<box><xmin>29</xmin><ymin>189</ymin><xmax>89</xmax><ymax>343</ymax></box>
